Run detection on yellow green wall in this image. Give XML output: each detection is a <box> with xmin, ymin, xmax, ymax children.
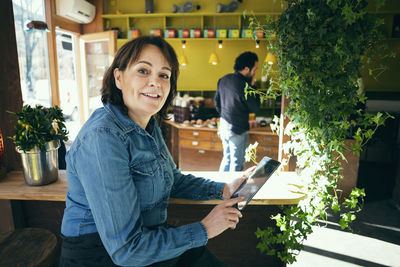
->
<box><xmin>169</xmin><ymin>39</ymin><xmax>269</xmax><ymax>91</ymax></box>
<box><xmin>361</xmin><ymin>40</ymin><xmax>400</xmax><ymax>92</ymax></box>
<box><xmin>362</xmin><ymin>0</ymin><xmax>400</xmax><ymax>92</ymax></box>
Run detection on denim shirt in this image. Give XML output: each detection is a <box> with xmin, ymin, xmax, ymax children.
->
<box><xmin>61</xmin><ymin>102</ymin><xmax>225</xmax><ymax>266</ymax></box>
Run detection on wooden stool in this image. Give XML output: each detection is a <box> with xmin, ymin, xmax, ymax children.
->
<box><xmin>0</xmin><ymin>228</ymin><xmax>58</xmax><ymax>267</ymax></box>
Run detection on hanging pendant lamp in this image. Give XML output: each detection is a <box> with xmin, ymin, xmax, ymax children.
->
<box><xmin>179</xmin><ymin>55</ymin><xmax>188</xmax><ymax>66</ymax></box>
<box><xmin>209</xmin><ymin>52</ymin><xmax>220</xmax><ymax>65</ymax></box>
<box><xmin>209</xmin><ymin>1</ymin><xmax>220</xmax><ymax>66</ymax></box>
<box><xmin>265</xmin><ymin>52</ymin><xmax>276</xmax><ymax>65</ymax></box>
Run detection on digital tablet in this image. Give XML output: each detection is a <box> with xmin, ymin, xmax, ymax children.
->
<box><xmin>232</xmin><ymin>156</ymin><xmax>281</xmax><ymax>210</ymax></box>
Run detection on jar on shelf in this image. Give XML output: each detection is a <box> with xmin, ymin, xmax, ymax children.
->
<box><xmin>216</xmin><ymin>28</ymin><xmax>227</xmax><ymax>38</ymax></box>
<box><xmin>150</xmin><ymin>28</ymin><xmax>162</xmax><ymax>37</ymax></box>
<box><xmin>255</xmin><ymin>29</ymin><xmax>264</xmax><ymax>39</ymax></box>
<box><xmin>164</xmin><ymin>28</ymin><xmax>177</xmax><ymax>38</ymax></box>
<box><xmin>241</xmin><ymin>27</ymin><xmax>253</xmax><ymax>38</ymax></box>
<box><xmin>228</xmin><ymin>28</ymin><xmax>239</xmax><ymax>38</ymax></box>
<box><xmin>179</xmin><ymin>28</ymin><xmax>190</xmax><ymax>38</ymax></box>
<box><xmin>203</xmin><ymin>28</ymin><xmax>215</xmax><ymax>38</ymax></box>
<box><xmin>128</xmin><ymin>27</ymin><xmax>140</xmax><ymax>39</ymax></box>
<box><xmin>190</xmin><ymin>28</ymin><xmax>202</xmax><ymax>38</ymax></box>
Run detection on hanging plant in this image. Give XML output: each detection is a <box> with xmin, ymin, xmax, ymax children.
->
<box><xmin>245</xmin><ymin>0</ymin><xmax>395</xmax><ymax>263</ymax></box>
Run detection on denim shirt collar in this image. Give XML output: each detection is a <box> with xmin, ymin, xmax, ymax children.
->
<box><xmin>103</xmin><ymin>102</ymin><xmax>155</xmax><ymax>136</ymax></box>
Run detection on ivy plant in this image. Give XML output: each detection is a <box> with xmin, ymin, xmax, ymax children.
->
<box><xmin>8</xmin><ymin>105</ymin><xmax>68</xmax><ymax>152</ymax></box>
<box><xmin>244</xmin><ymin>0</ymin><xmax>394</xmax><ymax>264</ymax></box>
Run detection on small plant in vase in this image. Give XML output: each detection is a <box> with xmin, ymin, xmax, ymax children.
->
<box><xmin>8</xmin><ymin>104</ymin><xmax>68</xmax><ymax>185</ymax></box>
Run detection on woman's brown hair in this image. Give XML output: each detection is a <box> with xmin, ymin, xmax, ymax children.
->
<box><xmin>101</xmin><ymin>36</ymin><xmax>179</xmax><ymax>121</ymax></box>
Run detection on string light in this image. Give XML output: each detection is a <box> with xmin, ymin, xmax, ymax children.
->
<box><xmin>209</xmin><ymin>0</ymin><xmax>220</xmax><ymax>65</ymax></box>
<box><xmin>255</xmin><ymin>40</ymin><xmax>260</xmax><ymax>49</ymax></box>
<box><xmin>179</xmin><ymin>15</ymin><xmax>188</xmax><ymax>66</ymax></box>
<box><xmin>218</xmin><ymin>40</ymin><xmax>223</xmax><ymax>49</ymax></box>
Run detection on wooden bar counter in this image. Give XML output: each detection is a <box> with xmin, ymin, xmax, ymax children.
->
<box><xmin>163</xmin><ymin>120</ymin><xmax>280</xmax><ymax>171</ymax></box>
<box><xmin>0</xmin><ymin>170</ymin><xmax>305</xmax><ymax>204</ymax></box>
<box><xmin>0</xmin><ymin>170</ymin><xmax>306</xmax><ymax>267</ymax></box>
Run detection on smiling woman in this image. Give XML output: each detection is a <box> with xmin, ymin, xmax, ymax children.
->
<box><xmin>113</xmin><ymin>45</ymin><xmax>172</xmax><ymax>128</ymax></box>
<box><xmin>101</xmin><ymin>36</ymin><xmax>179</xmax><ymax>125</ymax></box>
<box><xmin>59</xmin><ymin>36</ymin><xmax>250</xmax><ymax>267</ymax></box>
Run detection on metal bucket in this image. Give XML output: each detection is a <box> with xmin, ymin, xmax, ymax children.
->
<box><xmin>18</xmin><ymin>140</ymin><xmax>60</xmax><ymax>186</ymax></box>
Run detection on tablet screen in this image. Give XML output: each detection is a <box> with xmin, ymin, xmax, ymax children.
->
<box><xmin>232</xmin><ymin>156</ymin><xmax>281</xmax><ymax>210</ymax></box>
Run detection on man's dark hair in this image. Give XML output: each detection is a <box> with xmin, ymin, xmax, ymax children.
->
<box><xmin>233</xmin><ymin>51</ymin><xmax>258</xmax><ymax>72</ymax></box>
<box><xmin>101</xmin><ymin>36</ymin><xmax>179</xmax><ymax>121</ymax></box>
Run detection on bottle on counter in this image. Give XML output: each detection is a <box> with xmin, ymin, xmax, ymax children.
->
<box><xmin>181</xmin><ymin>99</ymin><xmax>190</xmax><ymax>122</ymax></box>
<box><xmin>189</xmin><ymin>99</ymin><xmax>199</xmax><ymax>121</ymax></box>
<box><xmin>173</xmin><ymin>93</ymin><xmax>182</xmax><ymax>122</ymax></box>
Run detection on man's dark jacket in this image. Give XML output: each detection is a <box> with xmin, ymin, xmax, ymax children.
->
<box><xmin>214</xmin><ymin>72</ymin><xmax>260</xmax><ymax>135</ymax></box>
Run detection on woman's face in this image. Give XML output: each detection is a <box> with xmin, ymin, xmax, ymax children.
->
<box><xmin>114</xmin><ymin>44</ymin><xmax>172</xmax><ymax>127</ymax></box>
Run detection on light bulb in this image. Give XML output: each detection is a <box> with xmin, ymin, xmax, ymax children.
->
<box><xmin>181</xmin><ymin>40</ymin><xmax>186</xmax><ymax>49</ymax></box>
<box><xmin>255</xmin><ymin>40</ymin><xmax>260</xmax><ymax>49</ymax></box>
<box><xmin>218</xmin><ymin>40</ymin><xmax>223</xmax><ymax>49</ymax></box>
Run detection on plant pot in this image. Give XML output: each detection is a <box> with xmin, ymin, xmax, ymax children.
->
<box><xmin>338</xmin><ymin>139</ymin><xmax>360</xmax><ymax>200</ymax></box>
<box><xmin>18</xmin><ymin>140</ymin><xmax>60</xmax><ymax>186</ymax></box>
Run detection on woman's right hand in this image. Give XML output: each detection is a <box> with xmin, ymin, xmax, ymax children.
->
<box><xmin>201</xmin><ymin>197</ymin><xmax>244</xmax><ymax>239</ymax></box>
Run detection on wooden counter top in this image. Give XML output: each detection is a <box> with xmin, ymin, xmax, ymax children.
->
<box><xmin>164</xmin><ymin>120</ymin><xmax>277</xmax><ymax>135</ymax></box>
<box><xmin>176</xmin><ymin>171</ymin><xmax>306</xmax><ymax>205</ymax></box>
<box><xmin>0</xmin><ymin>171</ymin><xmax>68</xmax><ymax>201</ymax></box>
<box><xmin>0</xmin><ymin>170</ymin><xmax>306</xmax><ymax>205</ymax></box>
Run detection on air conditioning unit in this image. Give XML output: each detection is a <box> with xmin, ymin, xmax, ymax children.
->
<box><xmin>56</xmin><ymin>0</ymin><xmax>96</xmax><ymax>24</ymax></box>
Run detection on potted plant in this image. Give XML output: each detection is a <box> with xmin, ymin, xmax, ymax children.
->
<box><xmin>8</xmin><ymin>105</ymin><xmax>68</xmax><ymax>186</ymax></box>
<box><xmin>244</xmin><ymin>0</ymin><xmax>395</xmax><ymax>264</ymax></box>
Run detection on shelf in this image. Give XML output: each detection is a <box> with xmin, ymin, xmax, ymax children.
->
<box><xmin>102</xmin><ymin>12</ymin><xmax>280</xmax><ymax>19</ymax></box>
<box><xmin>117</xmin><ymin>37</ymin><xmax>268</xmax><ymax>49</ymax></box>
<box><xmin>118</xmin><ymin>38</ymin><xmax>267</xmax><ymax>42</ymax></box>
<box><xmin>165</xmin><ymin>38</ymin><xmax>268</xmax><ymax>41</ymax></box>
<box><xmin>104</xmin><ymin>11</ymin><xmax>278</xmax><ymax>41</ymax></box>
<box><xmin>102</xmin><ymin>10</ymin><xmax>400</xmax><ymax>19</ymax></box>
<box><xmin>108</xmin><ymin>9</ymin><xmax>276</xmax><ymax>92</ymax></box>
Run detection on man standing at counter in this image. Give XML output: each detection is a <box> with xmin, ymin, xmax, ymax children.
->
<box><xmin>215</xmin><ymin>51</ymin><xmax>260</xmax><ymax>171</ymax></box>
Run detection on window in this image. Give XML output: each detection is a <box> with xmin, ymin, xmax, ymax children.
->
<box><xmin>12</xmin><ymin>0</ymin><xmax>51</xmax><ymax>107</ymax></box>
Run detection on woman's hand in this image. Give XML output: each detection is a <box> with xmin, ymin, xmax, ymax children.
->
<box><xmin>222</xmin><ymin>166</ymin><xmax>256</xmax><ymax>199</ymax></box>
<box><xmin>201</xmin><ymin>197</ymin><xmax>244</xmax><ymax>239</ymax></box>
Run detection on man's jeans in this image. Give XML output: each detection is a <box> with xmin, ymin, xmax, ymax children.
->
<box><xmin>218</xmin><ymin>118</ymin><xmax>249</xmax><ymax>172</ymax></box>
